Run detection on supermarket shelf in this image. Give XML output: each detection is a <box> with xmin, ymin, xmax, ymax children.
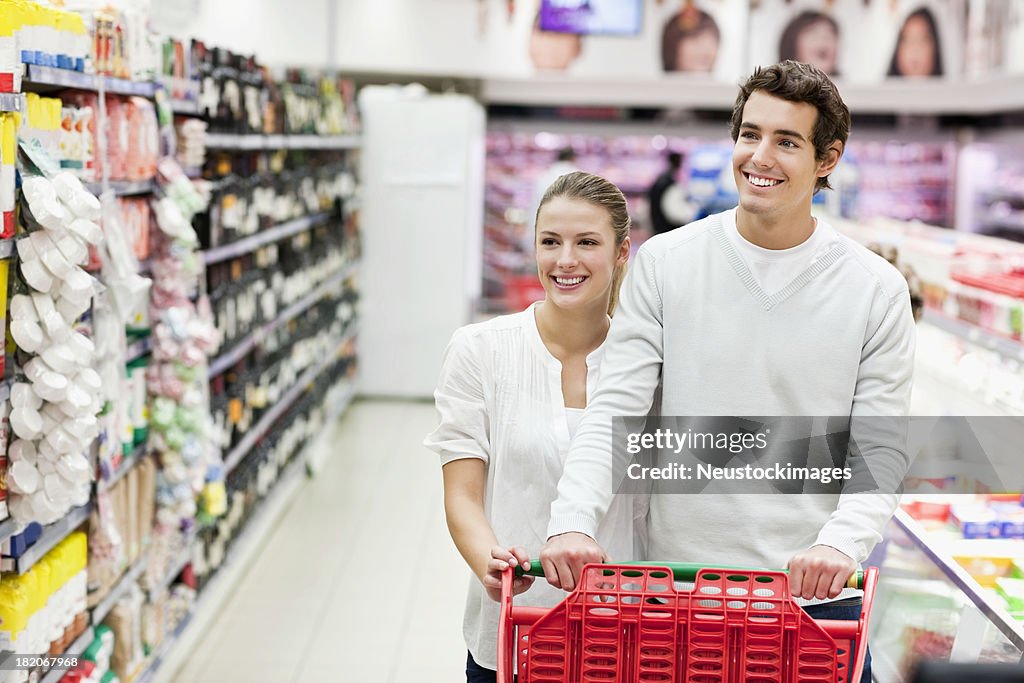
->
<box><xmin>148</xmin><ymin>542</ymin><xmax>194</xmax><ymax>602</ymax></box>
<box><xmin>98</xmin><ymin>443</ymin><xmax>147</xmax><ymax>494</ymax></box>
<box><xmin>305</xmin><ymin>380</ymin><xmax>358</xmax><ymax>474</ymax></box>
<box><xmin>0</xmin><ymin>516</ymin><xmax>18</xmax><ymax>547</ymax></box>
<box><xmin>127</xmin><ymin>335</ymin><xmax>153</xmax><ymax>362</ymax></box>
<box><xmin>39</xmin><ymin>626</ymin><xmax>95</xmax><ymax>683</ymax></box>
<box><xmin>92</xmin><ymin>554</ymin><xmax>149</xmax><ymax>625</ymax></box>
<box><xmin>482</xmin><ymin>72</ymin><xmax>1024</xmax><ymax>115</ymax></box>
<box><xmin>135</xmin><ymin>609</ymin><xmax>193</xmax><ymax>683</ymax></box>
<box><xmin>922</xmin><ymin>308</ymin><xmax>1024</xmax><ymax>362</ymax></box>
<box><xmin>85</xmin><ymin>179</ymin><xmax>156</xmax><ymax>197</ymax></box>
<box><xmin>207</xmin><ymin>260</ymin><xmax>357</xmax><ymax>378</ymax></box>
<box><xmin>202</xmin><ymin>212</ymin><xmax>332</xmax><ymax>265</ymax></box>
<box><xmin>204</xmin><ymin>132</ymin><xmax>361</xmax><ymax>150</ymax></box>
<box><xmin>0</xmin><ymin>92</ymin><xmax>21</xmax><ymax>112</ymax></box>
<box><xmin>983</xmin><ymin>212</ymin><xmax>1024</xmax><ymax>232</ymax></box>
<box><xmin>25</xmin><ymin>64</ymin><xmax>157</xmax><ymax>98</ymax></box>
<box><xmin>223</xmin><ymin>325</ymin><xmax>357</xmax><ymax>474</ymax></box>
<box><xmin>0</xmin><ymin>239</ymin><xmax>14</xmax><ymax>258</ymax></box>
<box><xmin>146</xmin><ymin>425</ymin><xmax>318</xmax><ymax>683</ymax></box>
<box><xmin>3</xmin><ymin>504</ymin><xmax>91</xmax><ymax>575</ymax></box>
<box><xmin>893</xmin><ymin>509</ymin><xmax>1024</xmax><ymax>651</ymax></box>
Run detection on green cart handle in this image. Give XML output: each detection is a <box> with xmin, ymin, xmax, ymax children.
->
<box><xmin>515</xmin><ymin>560</ymin><xmax>865</xmax><ymax>590</ymax></box>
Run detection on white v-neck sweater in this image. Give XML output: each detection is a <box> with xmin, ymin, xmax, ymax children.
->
<box><xmin>548</xmin><ymin>209</ymin><xmax>916</xmax><ymax>575</ymax></box>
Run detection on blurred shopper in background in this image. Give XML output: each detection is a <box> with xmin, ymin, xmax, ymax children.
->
<box><xmin>648</xmin><ymin>151</ymin><xmax>693</xmax><ymax>235</ymax></box>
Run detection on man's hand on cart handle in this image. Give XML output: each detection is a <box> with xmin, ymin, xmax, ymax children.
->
<box><xmin>787</xmin><ymin>544</ymin><xmax>857</xmax><ymax>601</ymax></box>
<box><xmin>539</xmin><ymin>532</ymin><xmax>610</xmax><ymax>592</ymax></box>
<box><xmin>485</xmin><ymin>545</ymin><xmax>534</xmax><ymax>602</ymax></box>
<box><xmin>515</xmin><ymin>559</ymin><xmax>866</xmax><ymax>590</ymax></box>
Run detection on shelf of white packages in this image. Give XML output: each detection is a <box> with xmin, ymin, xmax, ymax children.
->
<box><xmin>204</xmin><ymin>132</ymin><xmax>361</xmax><ymax>150</ymax></box>
<box><xmin>207</xmin><ymin>259</ymin><xmax>358</xmax><ymax>377</ymax></box>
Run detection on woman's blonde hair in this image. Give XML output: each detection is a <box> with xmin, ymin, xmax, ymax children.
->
<box><xmin>535</xmin><ymin>171</ymin><xmax>631</xmax><ymax>316</ymax></box>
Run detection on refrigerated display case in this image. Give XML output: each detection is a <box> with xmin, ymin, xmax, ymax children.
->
<box><xmin>869</xmin><ymin>508</ymin><xmax>1024</xmax><ymax>682</ymax></box>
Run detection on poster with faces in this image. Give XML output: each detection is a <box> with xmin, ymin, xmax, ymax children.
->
<box><xmin>747</xmin><ymin>0</ymin><xmax>864</xmax><ymax>79</ymax></box>
<box><xmin>477</xmin><ymin>0</ymin><xmax>749</xmax><ymax>80</ymax></box>
<box><xmin>860</xmin><ymin>0</ymin><xmax>963</xmax><ymax>81</ymax></box>
<box><xmin>748</xmin><ymin>0</ymin><xmax>963</xmax><ymax>83</ymax></box>
<box><xmin>652</xmin><ymin>0</ymin><xmax>749</xmax><ymax>82</ymax></box>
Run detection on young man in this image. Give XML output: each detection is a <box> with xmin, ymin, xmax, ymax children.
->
<box><xmin>537</xmin><ymin>61</ymin><xmax>915</xmax><ymax>682</ymax></box>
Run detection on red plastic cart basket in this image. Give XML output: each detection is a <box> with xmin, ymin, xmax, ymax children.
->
<box><xmin>499</xmin><ymin>562</ymin><xmax>877</xmax><ymax>683</ymax></box>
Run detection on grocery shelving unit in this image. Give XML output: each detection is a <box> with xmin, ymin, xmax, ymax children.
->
<box><xmin>92</xmin><ymin>554</ymin><xmax>150</xmax><ymax>625</ymax></box>
<box><xmin>23</xmin><ymin>64</ymin><xmax>157</xmax><ymax>97</ymax></box>
<box><xmin>39</xmin><ymin>627</ymin><xmax>95</xmax><ymax>683</ymax></box>
<box><xmin>143</xmin><ymin>381</ymin><xmax>356</xmax><ymax>683</ymax></box>
<box><xmin>0</xmin><ymin>93</ymin><xmax>22</xmax><ymax>111</ymax></box>
<box><xmin>1</xmin><ymin>504</ymin><xmax>91</xmax><ymax>574</ymax></box>
<box><xmin>921</xmin><ymin>308</ymin><xmax>1024</xmax><ymax>363</ymax></box>
<box><xmin>97</xmin><ymin>442</ymin><xmax>148</xmax><ymax>494</ymax></box>
<box><xmin>222</xmin><ymin>326</ymin><xmax>357</xmax><ymax>474</ymax></box>
<box><xmin>84</xmin><ymin>179</ymin><xmax>157</xmax><ymax>197</ymax></box>
<box><xmin>204</xmin><ymin>133</ymin><xmax>361</xmax><ymax>150</ymax></box>
<box><xmin>207</xmin><ymin>259</ymin><xmax>358</xmax><ymax>378</ymax></box>
<box><xmin>2</xmin><ymin>52</ymin><xmax>363</xmax><ymax>681</ymax></box>
<box><xmin>201</xmin><ymin>212</ymin><xmax>333</xmax><ymax>266</ymax></box>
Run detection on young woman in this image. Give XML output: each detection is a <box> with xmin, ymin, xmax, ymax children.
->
<box><xmin>424</xmin><ymin>172</ymin><xmax>638</xmax><ymax>682</ymax></box>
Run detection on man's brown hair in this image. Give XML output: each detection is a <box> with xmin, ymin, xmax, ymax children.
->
<box><xmin>729</xmin><ymin>60</ymin><xmax>851</xmax><ymax>192</ymax></box>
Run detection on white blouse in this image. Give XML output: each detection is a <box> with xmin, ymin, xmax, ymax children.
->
<box><xmin>424</xmin><ymin>303</ymin><xmax>640</xmax><ymax>670</ymax></box>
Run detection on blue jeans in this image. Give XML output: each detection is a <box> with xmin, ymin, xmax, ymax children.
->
<box><xmin>467</xmin><ymin>651</ymin><xmax>506</xmax><ymax>683</ymax></box>
<box><xmin>467</xmin><ymin>603</ymin><xmax>869</xmax><ymax>683</ymax></box>
<box><xmin>803</xmin><ymin>601</ymin><xmax>872</xmax><ymax>683</ymax></box>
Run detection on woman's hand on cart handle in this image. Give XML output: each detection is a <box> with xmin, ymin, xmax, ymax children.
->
<box><xmin>485</xmin><ymin>545</ymin><xmax>534</xmax><ymax>602</ymax></box>
<box><xmin>539</xmin><ymin>532</ymin><xmax>609</xmax><ymax>592</ymax></box>
<box><xmin>787</xmin><ymin>544</ymin><xmax>858</xmax><ymax>601</ymax></box>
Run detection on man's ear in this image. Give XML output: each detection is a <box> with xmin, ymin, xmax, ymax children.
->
<box><xmin>818</xmin><ymin>140</ymin><xmax>843</xmax><ymax>178</ymax></box>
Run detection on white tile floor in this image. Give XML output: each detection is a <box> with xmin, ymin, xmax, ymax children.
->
<box><xmin>170</xmin><ymin>399</ymin><xmax>469</xmax><ymax>683</ymax></box>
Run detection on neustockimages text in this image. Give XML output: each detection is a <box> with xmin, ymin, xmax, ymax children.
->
<box><xmin>626</xmin><ymin>462</ymin><xmax>854</xmax><ymax>485</ymax></box>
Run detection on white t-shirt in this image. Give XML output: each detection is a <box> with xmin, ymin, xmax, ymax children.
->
<box><xmin>565</xmin><ymin>407</ymin><xmax>585</xmax><ymax>439</ymax></box>
<box><xmin>725</xmin><ymin>214</ymin><xmax>840</xmax><ymax>296</ymax></box>
<box><xmin>424</xmin><ymin>303</ymin><xmax>641</xmax><ymax>670</ymax></box>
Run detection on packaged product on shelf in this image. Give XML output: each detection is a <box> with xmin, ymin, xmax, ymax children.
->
<box><xmin>9</xmin><ymin>172</ymin><xmax>104</xmax><ymax>524</ymax></box>
<box><xmin>951</xmin><ymin>503</ymin><xmax>1001</xmax><ymax>539</ymax></box>
<box><xmin>2</xmin><ymin>112</ymin><xmax>16</xmax><ymax>237</ymax></box>
<box><xmin>87</xmin><ymin>490</ymin><xmax>125</xmax><ymax>607</ymax></box>
<box><xmin>0</xmin><ymin>530</ymin><xmax>87</xmax><ymax>666</ymax></box>
<box><xmin>0</xmin><ymin>399</ymin><xmax>9</xmax><ymax>520</ymax></box>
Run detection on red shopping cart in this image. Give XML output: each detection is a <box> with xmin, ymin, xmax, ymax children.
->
<box><xmin>498</xmin><ymin>561</ymin><xmax>877</xmax><ymax>683</ymax></box>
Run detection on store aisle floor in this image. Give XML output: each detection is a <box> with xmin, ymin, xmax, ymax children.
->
<box><xmin>172</xmin><ymin>399</ymin><xmax>468</xmax><ymax>683</ymax></box>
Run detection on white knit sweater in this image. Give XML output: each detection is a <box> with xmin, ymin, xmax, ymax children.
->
<box><xmin>548</xmin><ymin>209</ymin><xmax>916</xmax><ymax>575</ymax></box>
